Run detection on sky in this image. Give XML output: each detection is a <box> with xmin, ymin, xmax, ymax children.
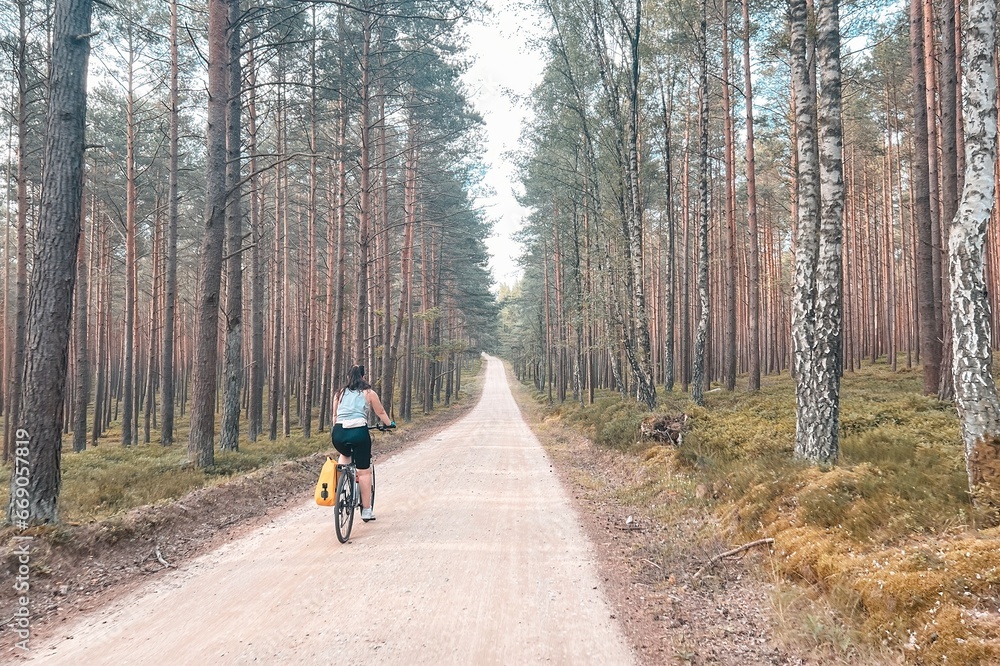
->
<box><xmin>461</xmin><ymin>2</ymin><xmax>547</xmax><ymax>290</ymax></box>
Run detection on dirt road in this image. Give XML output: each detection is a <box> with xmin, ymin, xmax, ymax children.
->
<box><xmin>28</xmin><ymin>356</ymin><xmax>637</xmax><ymax>665</ymax></box>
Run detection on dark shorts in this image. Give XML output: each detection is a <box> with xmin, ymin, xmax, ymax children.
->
<box><xmin>332</xmin><ymin>424</ymin><xmax>372</xmax><ymax>469</ymax></box>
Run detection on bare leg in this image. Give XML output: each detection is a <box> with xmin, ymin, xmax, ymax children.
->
<box><xmin>357</xmin><ymin>467</ymin><xmax>373</xmax><ymax>509</ymax></box>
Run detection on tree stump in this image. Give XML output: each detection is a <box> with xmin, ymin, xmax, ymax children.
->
<box><xmin>640</xmin><ymin>413</ymin><xmax>688</xmax><ymax>445</ymax></box>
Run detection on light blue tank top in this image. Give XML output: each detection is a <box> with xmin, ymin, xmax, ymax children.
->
<box><xmin>337</xmin><ymin>389</ymin><xmax>368</xmax><ymax>423</ymax></box>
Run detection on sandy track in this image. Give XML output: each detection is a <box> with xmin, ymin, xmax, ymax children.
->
<box><xmin>28</xmin><ymin>356</ymin><xmax>636</xmax><ymax>665</ymax></box>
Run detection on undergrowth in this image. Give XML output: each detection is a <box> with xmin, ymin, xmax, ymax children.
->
<box><xmin>0</xmin><ymin>430</ymin><xmax>334</xmax><ymax>525</ymax></box>
<box><xmin>0</xmin><ymin>357</ymin><xmax>483</xmax><ymax>524</ymax></box>
<box><xmin>527</xmin><ymin>361</ymin><xmax>1000</xmax><ymax>664</ymax></box>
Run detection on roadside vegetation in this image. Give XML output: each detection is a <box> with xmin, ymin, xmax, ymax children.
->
<box><xmin>523</xmin><ymin>361</ymin><xmax>999</xmax><ymax>664</ymax></box>
<box><xmin>0</xmin><ymin>358</ymin><xmax>483</xmax><ymax>525</ymax></box>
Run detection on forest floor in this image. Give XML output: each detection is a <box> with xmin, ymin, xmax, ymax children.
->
<box><xmin>508</xmin><ymin>373</ymin><xmax>830</xmax><ymax>666</ymax></box>
<box><xmin>509</xmin><ymin>361</ymin><xmax>1000</xmax><ymax>665</ymax></box>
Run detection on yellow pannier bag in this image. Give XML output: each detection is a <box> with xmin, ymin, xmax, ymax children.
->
<box><xmin>315</xmin><ymin>457</ymin><xmax>338</xmax><ymax>506</ymax></box>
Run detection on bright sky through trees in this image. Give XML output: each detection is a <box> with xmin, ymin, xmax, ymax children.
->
<box><xmin>463</xmin><ymin>1</ymin><xmax>544</xmax><ymax>289</ymax></box>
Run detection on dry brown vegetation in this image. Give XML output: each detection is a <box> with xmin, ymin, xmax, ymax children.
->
<box><xmin>531</xmin><ymin>362</ymin><xmax>1000</xmax><ymax>664</ymax></box>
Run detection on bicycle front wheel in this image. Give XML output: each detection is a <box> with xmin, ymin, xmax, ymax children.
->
<box><xmin>334</xmin><ymin>470</ymin><xmax>355</xmax><ymax>543</ymax></box>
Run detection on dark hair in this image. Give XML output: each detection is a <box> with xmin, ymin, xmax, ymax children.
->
<box><xmin>340</xmin><ymin>364</ymin><xmax>371</xmax><ymax>396</ymax></box>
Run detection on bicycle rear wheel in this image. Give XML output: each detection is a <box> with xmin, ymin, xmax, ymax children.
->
<box><xmin>370</xmin><ymin>465</ymin><xmax>375</xmax><ymax>510</ymax></box>
<box><xmin>334</xmin><ymin>469</ymin><xmax>355</xmax><ymax>543</ymax></box>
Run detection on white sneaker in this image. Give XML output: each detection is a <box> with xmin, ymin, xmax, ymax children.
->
<box><xmin>361</xmin><ymin>507</ymin><xmax>375</xmax><ymax>522</ymax></box>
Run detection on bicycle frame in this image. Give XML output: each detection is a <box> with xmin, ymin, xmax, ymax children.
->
<box><xmin>334</xmin><ymin>461</ymin><xmax>376</xmax><ymax>543</ymax></box>
<box><xmin>333</xmin><ymin>423</ymin><xmax>390</xmax><ymax>543</ymax></box>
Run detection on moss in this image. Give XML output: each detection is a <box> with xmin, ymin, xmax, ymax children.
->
<box><xmin>522</xmin><ymin>360</ymin><xmax>1000</xmax><ymax>663</ymax></box>
<box><xmin>562</xmin><ymin>395</ymin><xmax>647</xmax><ymax>451</ymax></box>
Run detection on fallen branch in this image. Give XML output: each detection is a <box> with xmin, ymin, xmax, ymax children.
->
<box><xmin>216</xmin><ymin>517</ymin><xmax>241</xmax><ymax>529</ymax></box>
<box><xmin>155</xmin><ymin>546</ymin><xmax>174</xmax><ymax>569</ymax></box>
<box><xmin>693</xmin><ymin>538</ymin><xmax>774</xmax><ymax>579</ymax></box>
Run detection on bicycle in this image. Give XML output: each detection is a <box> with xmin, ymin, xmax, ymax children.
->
<box><xmin>334</xmin><ymin>423</ymin><xmax>394</xmax><ymax>543</ymax></box>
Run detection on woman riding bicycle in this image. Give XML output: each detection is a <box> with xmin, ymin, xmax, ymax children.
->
<box><xmin>331</xmin><ymin>364</ymin><xmax>393</xmax><ymax>522</ymax></box>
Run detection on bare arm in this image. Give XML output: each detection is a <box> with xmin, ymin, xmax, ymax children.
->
<box><xmin>366</xmin><ymin>390</ymin><xmax>392</xmax><ymax>425</ymax></box>
<box><xmin>329</xmin><ymin>393</ymin><xmax>341</xmax><ymax>457</ymax></box>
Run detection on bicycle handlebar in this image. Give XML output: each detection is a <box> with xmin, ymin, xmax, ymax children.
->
<box><xmin>368</xmin><ymin>422</ymin><xmax>396</xmax><ymax>431</ymax></box>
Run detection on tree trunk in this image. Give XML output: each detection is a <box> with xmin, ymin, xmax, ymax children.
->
<box><xmin>422</xmin><ymin>220</ymin><xmax>433</xmax><ymax>414</ymax></box>
<box><xmin>939</xmin><ymin>0</ymin><xmax>960</xmax><ymax>400</ymax></box>
<box><xmin>790</xmin><ymin>0</ymin><xmax>822</xmax><ymax>450</ymax></box>
<box><xmin>722</xmin><ymin>0</ymin><xmax>737</xmax><ymax>392</ymax></box>
<box><xmin>949</xmin><ymin>0</ymin><xmax>1000</xmax><ymax>525</ymax></box>
<box><xmin>6</xmin><ymin>0</ymin><xmax>92</xmax><ymax>525</ymax></box>
<box><xmin>624</xmin><ymin>0</ymin><xmax>655</xmax><ymax>409</ymax></box>
<box><xmin>355</xmin><ymin>13</ymin><xmax>374</xmax><ymax>366</ymax></box>
<box><xmin>92</xmin><ymin>233</ymin><xmax>108</xmax><ymax>446</ymax></box>
<box><xmin>281</xmin><ymin>169</ymin><xmax>290</xmax><ymax>438</ymax></box>
<box><xmin>813</xmin><ymin>0</ymin><xmax>845</xmax><ymax>459</ymax></box>
<box><xmin>303</xmin><ymin>9</ymin><xmax>319</xmax><ymax>438</ymax></box>
<box><xmin>692</xmin><ymin>0</ymin><xmax>710</xmax><ymax>406</ymax></box>
<box><xmin>386</xmin><ymin>118</ymin><xmax>417</xmax><ymax>415</ymax></box>
<box><xmin>187</xmin><ymin>0</ymin><xmax>229</xmax><ymax>468</ymax></box>
<box><xmin>332</xmin><ymin>82</ymin><xmax>348</xmax><ymax>395</ymax></box>
<box><xmin>791</xmin><ymin>0</ymin><xmax>843</xmax><ymax>464</ymax></box>
<box><xmin>143</xmin><ymin>209</ymin><xmax>160</xmax><ymax>443</ymax></box>
<box><xmin>681</xmin><ymin>84</ymin><xmax>691</xmax><ymax>393</ymax></box>
<box><xmin>246</xmin><ymin>29</ymin><xmax>264</xmax><ymax>443</ymax></box>
<box><xmin>72</xmin><ymin>188</ymin><xmax>89</xmax><ymax>453</ymax></box>
<box><xmin>122</xmin><ymin>40</ymin><xmax>137</xmax><ymax>448</ymax></box>
<box><xmin>220</xmin><ymin>0</ymin><xmax>242</xmax><ymax>452</ymax></box>
<box><xmin>743</xmin><ymin>0</ymin><xmax>761</xmax><ymax>391</ymax></box>
<box><xmin>1</xmin><ymin>126</ymin><xmax>8</xmax><ymax>442</ymax></box>
<box><xmin>268</xmin><ymin>188</ymin><xmax>282</xmax><ymax>441</ymax></box>
<box><xmin>911</xmin><ymin>0</ymin><xmax>943</xmax><ymax>394</ymax></box>
<box><xmin>6</xmin><ymin>0</ymin><xmax>30</xmax><ymax>462</ymax></box>
<box><xmin>161</xmin><ymin>0</ymin><xmax>180</xmax><ymax>446</ymax></box>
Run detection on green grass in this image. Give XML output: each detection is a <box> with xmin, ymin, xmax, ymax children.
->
<box><xmin>0</xmin><ymin>431</ymin><xmax>331</xmax><ymax>524</ymax></box>
<box><xmin>0</xmin><ymin>356</ymin><xmax>484</xmax><ymax>524</ymax></box>
<box><xmin>563</xmin><ymin>395</ymin><xmax>647</xmax><ymax>450</ymax></box>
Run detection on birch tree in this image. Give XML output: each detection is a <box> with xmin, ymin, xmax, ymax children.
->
<box><xmin>790</xmin><ymin>0</ymin><xmax>843</xmax><ymax>464</ymax></box>
<box><xmin>949</xmin><ymin>0</ymin><xmax>1000</xmax><ymax>524</ymax></box>
<box><xmin>691</xmin><ymin>0</ymin><xmax>710</xmax><ymax>406</ymax></box>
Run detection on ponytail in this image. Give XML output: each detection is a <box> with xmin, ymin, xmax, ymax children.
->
<box><xmin>338</xmin><ymin>364</ymin><xmax>371</xmax><ymax>399</ymax></box>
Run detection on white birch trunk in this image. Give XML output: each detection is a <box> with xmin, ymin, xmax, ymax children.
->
<box><xmin>692</xmin><ymin>0</ymin><xmax>710</xmax><ymax>406</ymax></box>
<box><xmin>812</xmin><ymin>0</ymin><xmax>844</xmax><ymax>463</ymax></box>
<box><xmin>791</xmin><ymin>0</ymin><xmax>842</xmax><ymax>464</ymax></box>
<box><xmin>790</xmin><ymin>0</ymin><xmax>821</xmax><ymax>451</ymax></box>
<box><xmin>949</xmin><ymin>0</ymin><xmax>1000</xmax><ymax>522</ymax></box>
